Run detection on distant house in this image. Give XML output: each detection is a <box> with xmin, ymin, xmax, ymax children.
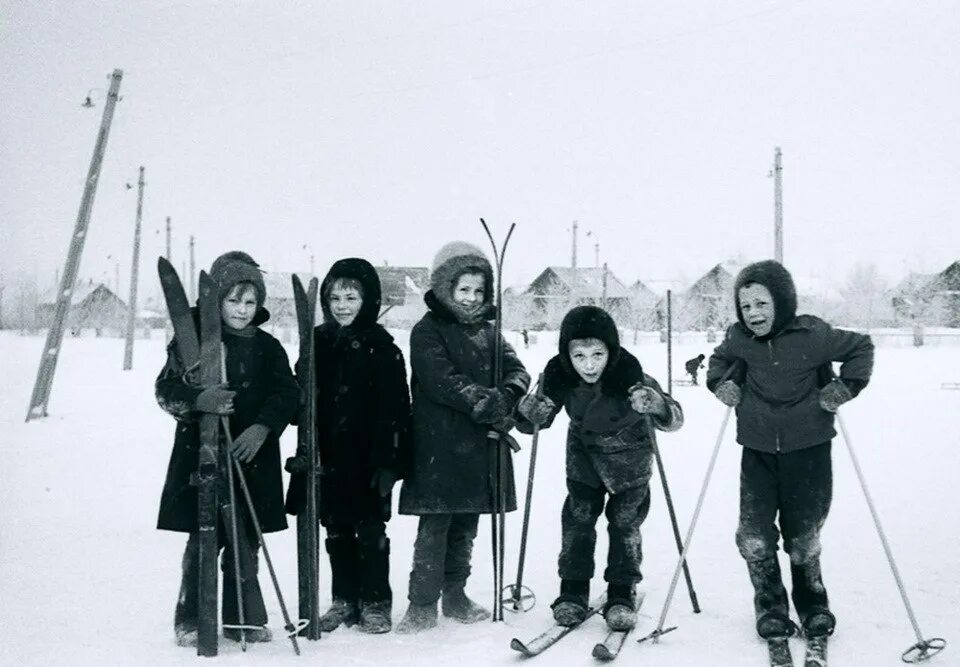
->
<box><xmin>629</xmin><ymin>279</ymin><xmax>661</xmax><ymax>330</ymax></box>
<box><xmin>671</xmin><ymin>262</ymin><xmax>740</xmax><ymax>331</ymax></box>
<box><xmin>260</xmin><ymin>271</ymin><xmax>315</xmax><ymax>332</ymax></box>
<box><xmin>523</xmin><ymin>266</ymin><xmax>633</xmax><ymax>328</ymax></box>
<box><xmin>902</xmin><ymin>261</ymin><xmax>960</xmax><ymax>326</ymax></box>
<box><xmin>375</xmin><ymin>266</ymin><xmax>430</xmax><ymax>327</ymax></box>
<box><xmin>37</xmin><ymin>280</ymin><xmax>128</xmax><ymax>335</ymax></box>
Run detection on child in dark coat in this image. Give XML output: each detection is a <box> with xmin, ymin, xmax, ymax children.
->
<box><xmin>684</xmin><ymin>353</ymin><xmax>705</xmax><ymax>385</ymax></box>
<box><xmin>517</xmin><ymin>306</ymin><xmax>683</xmax><ymax>631</ymax></box>
<box><xmin>284</xmin><ymin>258</ymin><xmax>410</xmax><ymax>634</ymax></box>
<box><xmin>707</xmin><ymin>260</ymin><xmax>873</xmax><ymax>640</ymax></box>
<box><xmin>396</xmin><ymin>241</ymin><xmax>530</xmax><ymax>634</ymax></box>
<box><xmin>156</xmin><ymin>251</ymin><xmax>300</xmax><ymax>647</ymax></box>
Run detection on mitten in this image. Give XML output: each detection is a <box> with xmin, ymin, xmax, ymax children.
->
<box><xmin>231</xmin><ymin>424</ymin><xmax>270</xmax><ymax>463</ymax></box>
<box><xmin>195</xmin><ymin>385</ymin><xmax>236</xmax><ymax>414</ymax></box>
<box><xmin>628</xmin><ymin>384</ymin><xmax>667</xmax><ymax>417</ymax></box>
<box><xmin>714</xmin><ymin>381</ymin><xmax>742</xmax><ymax>407</ymax></box>
<box><xmin>370</xmin><ymin>468</ymin><xmax>398</xmax><ymax>497</ymax></box>
<box><xmin>517</xmin><ymin>394</ymin><xmax>556</xmax><ymax>427</ymax></box>
<box><xmin>470</xmin><ymin>387</ymin><xmax>514</xmax><ymax>424</ymax></box>
<box><xmin>819</xmin><ymin>380</ymin><xmax>853</xmax><ymax>412</ymax></box>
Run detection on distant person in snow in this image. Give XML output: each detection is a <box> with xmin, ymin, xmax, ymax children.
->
<box><xmin>395</xmin><ymin>241</ymin><xmax>530</xmax><ymax>634</ymax></box>
<box><xmin>707</xmin><ymin>260</ymin><xmax>873</xmax><ymax>641</ymax></box>
<box><xmin>684</xmin><ymin>353</ymin><xmax>705</xmax><ymax>385</ymax></box>
<box><xmin>284</xmin><ymin>258</ymin><xmax>410</xmax><ymax>634</ymax></box>
<box><xmin>155</xmin><ymin>251</ymin><xmax>300</xmax><ymax>648</ymax></box>
<box><xmin>516</xmin><ymin>306</ymin><xmax>683</xmax><ymax>633</ymax></box>
<box><xmin>522</xmin><ymin>328</ymin><xmax>530</xmax><ymax>349</ymax></box>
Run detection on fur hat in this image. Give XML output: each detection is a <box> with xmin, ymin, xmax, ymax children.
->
<box><xmin>733</xmin><ymin>260</ymin><xmax>797</xmax><ymax>338</ymax></box>
<box><xmin>209</xmin><ymin>250</ymin><xmax>267</xmax><ymax>309</ymax></box>
<box><xmin>428</xmin><ymin>241</ymin><xmax>494</xmax><ymax>322</ymax></box>
<box><xmin>558</xmin><ymin>306</ymin><xmax>621</xmax><ymax>378</ymax></box>
<box><xmin>319</xmin><ymin>257</ymin><xmax>382</xmax><ymax>328</ymax></box>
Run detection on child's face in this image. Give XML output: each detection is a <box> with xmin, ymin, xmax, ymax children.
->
<box><xmin>452</xmin><ymin>272</ymin><xmax>485</xmax><ymax>314</ymax></box>
<box><xmin>221</xmin><ymin>284</ymin><xmax>258</xmax><ymax>330</ymax></box>
<box><xmin>329</xmin><ymin>283</ymin><xmax>363</xmax><ymax>326</ymax></box>
<box><xmin>738</xmin><ymin>283</ymin><xmax>775</xmax><ymax>336</ymax></box>
<box><xmin>568</xmin><ymin>337</ymin><xmax>609</xmax><ymax>384</ymax></box>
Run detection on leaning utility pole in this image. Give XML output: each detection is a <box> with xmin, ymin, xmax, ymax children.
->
<box><xmin>26</xmin><ymin>69</ymin><xmax>124</xmax><ymax>421</ymax></box>
<box><xmin>122</xmin><ymin>166</ymin><xmax>145</xmax><ymax>371</ymax></box>
<box><xmin>773</xmin><ymin>147</ymin><xmax>783</xmax><ymax>264</ymax></box>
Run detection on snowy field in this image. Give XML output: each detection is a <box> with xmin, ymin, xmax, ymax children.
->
<box><xmin>1</xmin><ymin>329</ymin><xmax>957</xmax><ymax>666</ymax></box>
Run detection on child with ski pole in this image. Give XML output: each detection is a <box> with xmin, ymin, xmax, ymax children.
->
<box><xmin>396</xmin><ymin>240</ymin><xmax>530</xmax><ymax>633</ymax></box>
<box><xmin>156</xmin><ymin>251</ymin><xmax>300</xmax><ymax>647</ymax></box>
<box><xmin>284</xmin><ymin>258</ymin><xmax>410</xmax><ymax>634</ymax></box>
<box><xmin>515</xmin><ymin>305</ymin><xmax>684</xmax><ymax>631</ymax></box>
<box><xmin>706</xmin><ymin>260</ymin><xmax>873</xmax><ymax>642</ymax></box>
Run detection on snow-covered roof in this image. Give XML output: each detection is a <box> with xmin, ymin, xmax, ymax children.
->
<box><xmin>528</xmin><ymin>266</ymin><xmax>632</xmax><ymax>299</ymax></box>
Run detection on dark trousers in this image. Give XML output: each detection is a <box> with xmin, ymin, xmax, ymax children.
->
<box><xmin>407</xmin><ymin>513</ymin><xmax>479</xmax><ymax>605</ymax></box>
<box><xmin>737</xmin><ymin>443</ymin><xmax>833</xmax><ymax>621</ymax></box>
<box><xmin>174</xmin><ymin>523</ymin><xmax>266</xmax><ymax>629</ymax></box>
<box><xmin>558</xmin><ymin>479</ymin><xmax>651</xmax><ymax>586</ymax></box>
<box><xmin>325</xmin><ymin>519</ymin><xmax>391</xmax><ymax>604</ymax></box>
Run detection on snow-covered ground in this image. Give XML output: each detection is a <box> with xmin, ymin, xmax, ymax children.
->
<box><xmin>1</xmin><ymin>329</ymin><xmax>957</xmax><ymax>666</ymax></box>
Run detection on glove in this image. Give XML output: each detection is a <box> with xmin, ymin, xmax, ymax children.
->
<box><xmin>819</xmin><ymin>380</ymin><xmax>853</xmax><ymax>412</ymax></box>
<box><xmin>517</xmin><ymin>394</ymin><xmax>556</xmax><ymax>427</ymax></box>
<box><xmin>714</xmin><ymin>381</ymin><xmax>742</xmax><ymax>407</ymax></box>
<box><xmin>628</xmin><ymin>384</ymin><xmax>667</xmax><ymax>417</ymax></box>
<box><xmin>231</xmin><ymin>424</ymin><xmax>270</xmax><ymax>463</ymax></box>
<box><xmin>195</xmin><ymin>385</ymin><xmax>236</xmax><ymax>414</ymax></box>
<box><xmin>470</xmin><ymin>387</ymin><xmax>515</xmax><ymax>424</ymax></box>
<box><xmin>370</xmin><ymin>468</ymin><xmax>398</xmax><ymax>497</ymax></box>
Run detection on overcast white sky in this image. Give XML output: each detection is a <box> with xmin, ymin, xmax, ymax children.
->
<box><xmin>2</xmin><ymin>0</ymin><xmax>958</xmax><ymax>298</ymax></box>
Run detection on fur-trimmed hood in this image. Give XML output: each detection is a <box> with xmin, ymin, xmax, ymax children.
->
<box><xmin>426</xmin><ymin>241</ymin><xmax>494</xmax><ymax>324</ymax></box>
<box><xmin>733</xmin><ymin>260</ymin><xmax>797</xmax><ymax>339</ymax></box>
<box><xmin>319</xmin><ymin>257</ymin><xmax>383</xmax><ymax>329</ymax></box>
<box><xmin>557</xmin><ymin>306</ymin><xmax>622</xmax><ymax>382</ymax></box>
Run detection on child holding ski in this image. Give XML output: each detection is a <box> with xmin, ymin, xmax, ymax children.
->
<box><xmin>156</xmin><ymin>251</ymin><xmax>300</xmax><ymax>647</ymax></box>
<box><xmin>284</xmin><ymin>258</ymin><xmax>410</xmax><ymax>634</ymax></box>
<box><xmin>396</xmin><ymin>240</ymin><xmax>530</xmax><ymax>634</ymax></box>
<box><xmin>516</xmin><ymin>305</ymin><xmax>684</xmax><ymax>631</ymax></box>
<box><xmin>706</xmin><ymin>260</ymin><xmax>873</xmax><ymax>641</ymax></box>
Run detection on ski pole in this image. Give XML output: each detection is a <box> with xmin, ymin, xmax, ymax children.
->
<box><xmin>504</xmin><ymin>373</ymin><xmax>544</xmax><ymax>613</ymax></box>
<box><xmin>835</xmin><ymin>412</ymin><xmax>946</xmax><ymax>663</ymax></box>
<box><xmin>639</xmin><ymin>406</ymin><xmax>732</xmax><ymax>644</ymax></box>
<box><xmin>220</xmin><ymin>352</ymin><xmax>247</xmax><ymax>651</ymax></box>
<box><xmin>223</xmin><ymin>423</ymin><xmax>304</xmax><ymax>656</ymax></box>
<box><xmin>647</xmin><ymin>419</ymin><xmax>701</xmax><ymax>614</ymax></box>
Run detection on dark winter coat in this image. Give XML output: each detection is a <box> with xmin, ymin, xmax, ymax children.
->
<box><xmin>284</xmin><ymin>258</ymin><xmax>411</xmax><ymax>525</ymax></box>
<box><xmin>397</xmin><ymin>291</ymin><xmax>530</xmax><ymax>515</ymax></box>
<box><xmin>156</xmin><ymin>309</ymin><xmax>300</xmax><ymax>534</ymax></box>
<box><xmin>518</xmin><ymin>349</ymin><xmax>683</xmax><ymax>494</ymax></box>
<box><xmin>707</xmin><ymin>315</ymin><xmax>873</xmax><ymax>453</ymax></box>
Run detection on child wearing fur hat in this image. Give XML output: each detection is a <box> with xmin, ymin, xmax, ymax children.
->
<box><xmin>706</xmin><ymin>260</ymin><xmax>873</xmax><ymax>641</ymax></box>
<box><xmin>284</xmin><ymin>258</ymin><xmax>410</xmax><ymax>634</ymax></box>
<box><xmin>395</xmin><ymin>241</ymin><xmax>531</xmax><ymax>634</ymax></box>
<box><xmin>516</xmin><ymin>305</ymin><xmax>684</xmax><ymax>631</ymax></box>
<box><xmin>156</xmin><ymin>251</ymin><xmax>300</xmax><ymax>647</ymax></box>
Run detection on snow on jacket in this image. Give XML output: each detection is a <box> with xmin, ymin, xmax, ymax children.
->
<box><xmin>706</xmin><ymin>315</ymin><xmax>873</xmax><ymax>453</ymax></box>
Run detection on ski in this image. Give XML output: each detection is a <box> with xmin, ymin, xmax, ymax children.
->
<box><xmin>510</xmin><ymin>596</ymin><xmax>606</xmax><ymax>657</ymax></box>
<box><xmin>767</xmin><ymin>637</ymin><xmax>794</xmax><ymax>667</ymax></box>
<box><xmin>591</xmin><ymin>592</ymin><xmax>646</xmax><ymax>661</ymax></box>
<box><xmin>292</xmin><ymin>274</ymin><xmax>321</xmax><ymax>640</ymax></box>
<box><xmin>196</xmin><ymin>270</ymin><xmax>223</xmax><ymax>656</ymax></box>
<box><xmin>804</xmin><ymin>636</ymin><xmax>828</xmax><ymax>667</ymax></box>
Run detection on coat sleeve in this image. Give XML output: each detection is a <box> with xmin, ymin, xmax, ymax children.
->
<box><xmin>370</xmin><ymin>343</ymin><xmax>412</xmax><ymax>475</ymax></box>
<box><xmin>642</xmin><ymin>374</ymin><xmax>684</xmax><ymax>433</ymax></box>
<box><xmin>822</xmin><ymin>323</ymin><xmax>874</xmax><ymax>396</ymax></box>
<box><xmin>410</xmin><ymin>320</ymin><xmax>494</xmax><ymax>415</ymax></box>
<box><xmin>254</xmin><ymin>338</ymin><xmax>301</xmax><ymax>436</ymax></box>
<box><xmin>155</xmin><ymin>339</ymin><xmax>202</xmax><ymax>422</ymax></box>
<box><xmin>706</xmin><ymin>326</ymin><xmax>744</xmax><ymax>392</ymax></box>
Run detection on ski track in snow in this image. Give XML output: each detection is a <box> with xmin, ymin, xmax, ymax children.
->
<box><xmin>1</xmin><ymin>330</ymin><xmax>957</xmax><ymax>666</ymax></box>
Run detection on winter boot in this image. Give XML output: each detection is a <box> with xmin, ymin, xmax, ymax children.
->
<box><xmin>603</xmin><ymin>583</ymin><xmax>637</xmax><ymax>631</ymax></box>
<box><xmin>174</xmin><ymin>623</ymin><xmax>197</xmax><ymax>648</ymax></box>
<box><xmin>395</xmin><ymin>601</ymin><xmax>438</xmax><ymax>634</ymax></box>
<box><xmin>551</xmin><ymin>579</ymin><xmax>590</xmax><ymax>627</ymax></box>
<box><xmin>224</xmin><ymin>626</ymin><xmax>273</xmax><ymax>643</ymax></box>
<box><xmin>358</xmin><ymin>600</ymin><xmax>393</xmax><ymax>634</ymax></box>
<box><xmin>747</xmin><ymin>557</ymin><xmax>795</xmax><ymax>639</ymax></box>
<box><xmin>317</xmin><ymin>598</ymin><xmax>359</xmax><ymax>633</ymax></box>
<box><xmin>790</xmin><ymin>562</ymin><xmax>835</xmax><ymax>637</ymax></box>
<box><xmin>442</xmin><ymin>585</ymin><xmax>491</xmax><ymax>623</ymax></box>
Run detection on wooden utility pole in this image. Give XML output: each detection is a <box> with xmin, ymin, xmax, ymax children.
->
<box><xmin>666</xmin><ymin>289</ymin><xmax>673</xmax><ymax>394</ymax></box>
<box><xmin>594</xmin><ymin>242</ymin><xmax>600</xmax><ymax>268</ymax></box>
<box><xmin>165</xmin><ymin>216</ymin><xmax>172</xmax><ymax>262</ymax></box>
<box><xmin>570</xmin><ymin>220</ymin><xmax>578</xmax><ymax>306</ymax></box>
<box><xmin>123</xmin><ymin>167</ymin><xmax>145</xmax><ymax>370</ymax></box>
<box><xmin>188</xmin><ymin>235</ymin><xmax>196</xmax><ymax>302</ymax></box>
<box><xmin>601</xmin><ymin>262</ymin><xmax>609</xmax><ymax>310</ymax></box>
<box><xmin>773</xmin><ymin>147</ymin><xmax>783</xmax><ymax>264</ymax></box>
<box><xmin>26</xmin><ymin>69</ymin><xmax>124</xmax><ymax>421</ymax></box>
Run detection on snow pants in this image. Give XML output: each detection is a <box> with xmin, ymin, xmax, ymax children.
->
<box><xmin>558</xmin><ymin>478</ymin><xmax>651</xmax><ymax>586</ymax></box>
<box><xmin>406</xmin><ymin>513</ymin><xmax>479</xmax><ymax>605</ymax></box>
<box><xmin>325</xmin><ymin>519</ymin><xmax>391</xmax><ymax>604</ymax></box>
<box><xmin>174</xmin><ymin>526</ymin><xmax>266</xmax><ymax>630</ymax></box>
<box><xmin>737</xmin><ymin>442</ymin><xmax>832</xmax><ymax>625</ymax></box>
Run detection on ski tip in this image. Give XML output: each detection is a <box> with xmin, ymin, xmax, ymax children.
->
<box><xmin>591</xmin><ymin>644</ymin><xmax>614</xmax><ymax>661</ymax></box>
<box><xmin>292</xmin><ymin>273</ymin><xmax>304</xmax><ymax>292</ymax></box>
<box><xmin>510</xmin><ymin>638</ymin><xmax>531</xmax><ymax>655</ymax></box>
